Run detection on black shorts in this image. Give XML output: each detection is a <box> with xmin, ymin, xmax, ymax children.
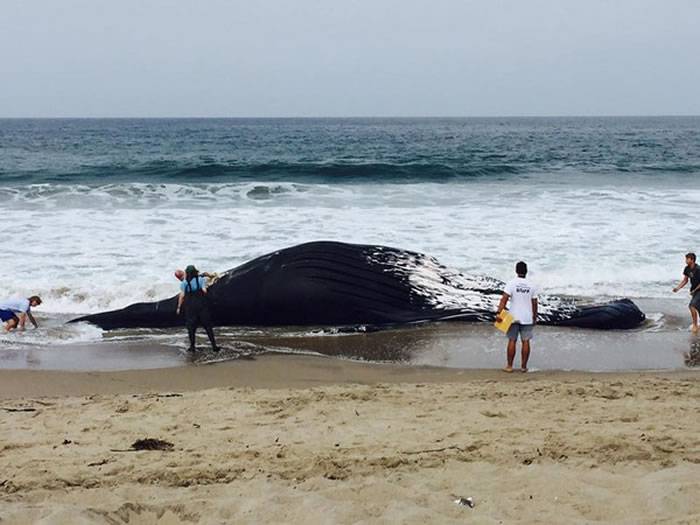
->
<box><xmin>0</xmin><ymin>310</ymin><xmax>19</xmax><ymax>323</ymax></box>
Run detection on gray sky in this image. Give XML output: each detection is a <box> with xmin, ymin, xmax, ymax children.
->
<box><xmin>2</xmin><ymin>0</ymin><xmax>699</xmax><ymax>117</ymax></box>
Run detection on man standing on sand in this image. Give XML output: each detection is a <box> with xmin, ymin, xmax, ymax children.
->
<box><xmin>0</xmin><ymin>296</ymin><xmax>42</xmax><ymax>332</ymax></box>
<box><xmin>496</xmin><ymin>262</ymin><xmax>538</xmax><ymax>373</ymax></box>
<box><xmin>672</xmin><ymin>252</ymin><xmax>700</xmax><ymax>334</ymax></box>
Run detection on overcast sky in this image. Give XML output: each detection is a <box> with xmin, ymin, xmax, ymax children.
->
<box><xmin>2</xmin><ymin>0</ymin><xmax>699</xmax><ymax>117</ymax></box>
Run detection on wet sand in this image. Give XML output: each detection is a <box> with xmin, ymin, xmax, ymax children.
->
<box><xmin>0</xmin><ymin>355</ymin><xmax>698</xmax><ymax>524</ymax></box>
<box><xmin>3</xmin><ymin>314</ymin><xmax>700</xmax><ymax>372</ymax></box>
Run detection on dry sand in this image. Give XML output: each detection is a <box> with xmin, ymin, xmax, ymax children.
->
<box><xmin>0</xmin><ymin>355</ymin><xmax>698</xmax><ymax>524</ymax></box>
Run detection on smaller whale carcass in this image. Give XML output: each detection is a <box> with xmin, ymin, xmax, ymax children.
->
<box><xmin>71</xmin><ymin>241</ymin><xmax>646</xmax><ymax>330</ymax></box>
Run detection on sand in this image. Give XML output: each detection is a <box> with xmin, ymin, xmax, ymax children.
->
<box><xmin>0</xmin><ymin>355</ymin><xmax>698</xmax><ymax>524</ymax></box>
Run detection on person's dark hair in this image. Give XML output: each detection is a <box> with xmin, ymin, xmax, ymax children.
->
<box><xmin>185</xmin><ymin>266</ymin><xmax>199</xmax><ymax>282</ymax></box>
<box><xmin>28</xmin><ymin>295</ymin><xmax>42</xmax><ymax>305</ymax></box>
<box><xmin>686</xmin><ymin>253</ymin><xmax>697</xmax><ymax>262</ymax></box>
<box><xmin>185</xmin><ymin>266</ymin><xmax>199</xmax><ymax>293</ymax></box>
<box><xmin>515</xmin><ymin>261</ymin><xmax>527</xmax><ymax>277</ymax></box>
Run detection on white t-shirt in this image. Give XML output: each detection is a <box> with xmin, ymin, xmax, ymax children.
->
<box><xmin>0</xmin><ymin>298</ymin><xmax>30</xmax><ymax>313</ymax></box>
<box><xmin>504</xmin><ymin>277</ymin><xmax>538</xmax><ymax>325</ymax></box>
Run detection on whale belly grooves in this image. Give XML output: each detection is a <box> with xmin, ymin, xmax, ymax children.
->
<box><xmin>70</xmin><ymin>241</ymin><xmax>646</xmax><ymax>330</ymax></box>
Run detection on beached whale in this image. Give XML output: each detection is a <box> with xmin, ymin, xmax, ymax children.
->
<box><xmin>70</xmin><ymin>241</ymin><xmax>645</xmax><ymax>330</ymax></box>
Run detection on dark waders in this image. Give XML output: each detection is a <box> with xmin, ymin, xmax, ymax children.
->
<box><xmin>183</xmin><ymin>287</ymin><xmax>218</xmax><ymax>352</ymax></box>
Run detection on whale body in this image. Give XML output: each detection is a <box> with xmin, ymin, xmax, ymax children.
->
<box><xmin>70</xmin><ymin>241</ymin><xmax>646</xmax><ymax>330</ymax></box>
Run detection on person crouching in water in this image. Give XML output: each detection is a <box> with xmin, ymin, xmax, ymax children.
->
<box><xmin>496</xmin><ymin>261</ymin><xmax>538</xmax><ymax>373</ymax></box>
<box><xmin>176</xmin><ymin>265</ymin><xmax>220</xmax><ymax>353</ymax></box>
<box><xmin>1</xmin><ymin>296</ymin><xmax>42</xmax><ymax>332</ymax></box>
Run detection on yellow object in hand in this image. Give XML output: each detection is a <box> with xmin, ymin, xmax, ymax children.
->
<box><xmin>494</xmin><ymin>310</ymin><xmax>514</xmax><ymax>333</ymax></box>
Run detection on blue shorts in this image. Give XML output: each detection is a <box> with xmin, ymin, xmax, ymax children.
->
<box><xmin>506</xmin><ymin>323</ymin><xmax>534</xmax><ymax>341</ymax></box>
<box><xmin>0</xmin><ymin>310</ymin><xmax>18</xmax><ymax>323</ymax></box>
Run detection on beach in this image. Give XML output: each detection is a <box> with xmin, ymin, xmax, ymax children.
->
<box><xmin>1</xmin><ymin>354</ymin><xmax>698</xmax><ymax>524</ymax></box>
<box><xmin>1</xmin><ymin>118</ymin><xmax>699</xmax><ymax>522</ymax></box>
<box><xmin>2</xmin><ymin>0</ymin><xmax>700</xmax><ymax>520</ymax></box>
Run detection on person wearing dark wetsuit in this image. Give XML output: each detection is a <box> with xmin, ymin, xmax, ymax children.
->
<box><xmin>176</xmin><ymin>265</ymin><xmax>220</xmax><ymax>352</ymax></box>
<box><xmin>673</xmin><ymin>252</ymin><xmax>700</xmax><ymax>334</ymax></box>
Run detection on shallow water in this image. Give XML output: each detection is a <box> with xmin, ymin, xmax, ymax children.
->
<box><xmin>1</xmin><ymin>299</ymin><xmax>698</xmax><ymax>372</ymax></box>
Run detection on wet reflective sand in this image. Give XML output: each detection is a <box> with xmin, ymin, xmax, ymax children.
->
<box><xmin>1</xmin><ymin>298</ymin><xmax>698</xmax><ymax>372</ymax></box>
<box><xmin>1</xmin><ymin>322</ymin><xmax>699</xmax><ymax>372</ymax></box>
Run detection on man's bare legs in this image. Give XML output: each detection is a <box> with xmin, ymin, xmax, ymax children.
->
<box><xmin>521</xmin><ymin>339</ymin><xmax>531</xmax><ymax>372</ymax></box>
<box><xmin>505</xmin><ymin>336</ymin><xmax>532</xmax><ymax>373</ymax></box>
<box><xmin>691</xmin><ymin>306</ymin><xmax>699</xmax><ymax>334</ymax></box>
<box><xmin>504</xmin><ymin>339</ymin><xmax>517</xmax><ymax>372</ymax></box>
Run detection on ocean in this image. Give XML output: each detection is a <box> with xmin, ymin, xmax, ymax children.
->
<box><xmin>1</xmin><ymin>117</ymin><xmax>699</xmax><ymax>370</ymax></box>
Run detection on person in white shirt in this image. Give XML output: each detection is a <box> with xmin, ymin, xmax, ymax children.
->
<box><xmin>0</xmin><ymin>296</ymin><xmax>42</xmax><ymax>332</ymax></box>
<box><xmin>496</xmin><ymin>262</ymin><xmax>538</xmax><ymax>373</ymax></box>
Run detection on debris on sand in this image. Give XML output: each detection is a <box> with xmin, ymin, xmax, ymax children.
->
<box><xmin>131</xmin><ymin>438</ymin><xmax>174</xmax><ymax>451</ymax></box>
<box><xmin>454</xmin><ymin>496</ymin><xmax>475</xmax><ymax>508</ymax></box>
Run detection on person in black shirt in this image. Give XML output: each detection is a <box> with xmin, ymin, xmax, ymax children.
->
<box><xmin>673</xmin><ymin>252</ymin><xmax>700</xmax><ymax>334</ymax></box>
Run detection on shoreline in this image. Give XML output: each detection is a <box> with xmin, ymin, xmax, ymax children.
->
<box><xmin>0</xmin><ymin>353</ymin><xmax>697</xmax><ymax>399</ymax></box>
